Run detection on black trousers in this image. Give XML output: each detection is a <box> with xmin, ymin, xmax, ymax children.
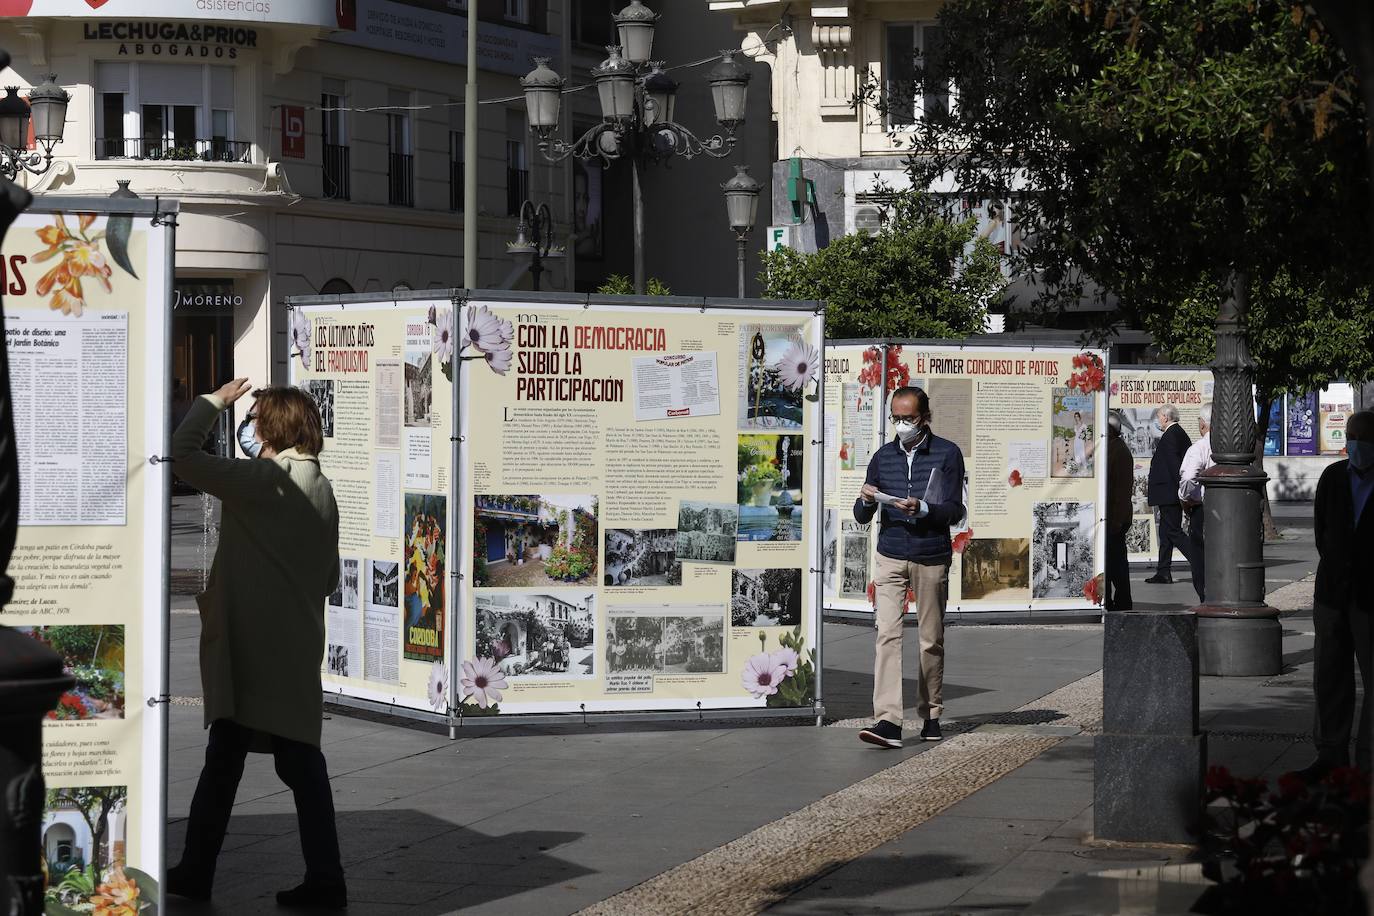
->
<box><xmin>1105</xmin><ymin>522</ymin><xmax>1132</xmax><ymax>611</ymax></box>
<box><xmin>1154</xmin><ymin>503</ymin><xmax>1197</xmax><ymax>577</ymax></box>
<box><xmin>180</xmin><ymin>719</ymin><xmax>344</xmax><ymax>885</ymax></box>
<box><xmin>1313</xmin><ymin>598</ymin><xmax>1373</xmax><ymax>770</ymax></box>
<box><xmin>1187</xmin><ymin>505</ymin><xmax>1206</xmax><ymax>603</ymax></box>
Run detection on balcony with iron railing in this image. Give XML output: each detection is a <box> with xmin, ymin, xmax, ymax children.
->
<box><xmin>388</xmin><ymin>152</ymin><xmax>414</xmax><ymax>207</ymax></box>
<box><xmin>96</xmin><ymin>137</ymin><xmax>252</xmax><ymax>163</ymax></box>
<box><xmin>323</xmin><ymin>143</ymin><xmax>350</xmax><ymax>200</ymax></box>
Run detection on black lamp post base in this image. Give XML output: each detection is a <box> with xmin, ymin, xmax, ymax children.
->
<box><xmin>1195</xmin><ymin>614</ymin><xmax>1281</xmax><ymax>676</ymax></box>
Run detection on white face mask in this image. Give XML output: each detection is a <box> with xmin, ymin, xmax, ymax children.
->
<box><xmin>238</xmin><ymin>419</ymin><xmax>262</xmax><ymax>458</ymax></box>
<box><xmin>893</xmin><ymin>420</ymin><xmax>924</xmax><ymax>446</ymax></box>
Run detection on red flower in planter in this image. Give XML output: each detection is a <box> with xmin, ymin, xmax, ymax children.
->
<box><xmin>1008</xmin><ymin>469</ymin><xmax>1023</xmax><ymax>487</ymax></box>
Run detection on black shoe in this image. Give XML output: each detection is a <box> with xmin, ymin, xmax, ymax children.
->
<box><xmin>1285</xmin><ymin>758</ymin><xmax>1339</xmax><ymax>785</ymax></box>
<box><xmin>276</xmin><ymin>881</ymin><xmax>348</xmax><ymax>910</ymax></box>
<box><xmin>166</xmin><ymin>863</ymin><xmax>213</xmax><ymax>901</ymax></box>
<box><xmin>920</xmin><ymin>719</ymin><xmax>943</xmax><ymax>741</ymax></box>
<box><xmin>1144</xmin><ymin>574</ymin><xmax>1173</xmax><ymax>584</ymax></box>
<box><xmin>859</xmin><ymin>720</ymin><xmax>903</xmax><ymax>749</ymax></box>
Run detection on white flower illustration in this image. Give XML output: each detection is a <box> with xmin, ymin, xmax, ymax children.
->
<box><xmin>427</xmin><ymin>660</ymin><xmax>448</xmax><ymax>712</ymax></box>
<box><xmin>433</xmin><ymin>307</ymin><xmax>455</xmax><ymax>364</ymax></box>
<box><xmin>741</xmin><ymin>652</ymin><xmax>788</xmax><ymax>699</ymax></box>
<box><xmin>776</xmin><ymin>339</ymin><xmax>819</xmax><ymax>391</ymax></box>
<box><xmin>466</xmin><ymin>305</ymin><xmax>512</xmax><ymax>354</ymax></box>
<box><xmin>460</xmin><ymin>657</ymin><xmax>508</xmax><ymax>709</ymax></box>
<box><xmin>290</xmin><ymin>310</ymin><xmax>312</xmax><ymax>369</ymax></box>
<box><xmin>484</xmin><ymin>344</ymin><xmax>513</xmax><ymax>376</ymax></box>
<box><xmin>770</xmin><ymin>647</ymin><xmax>799</xmax><ymax>678</ymax></box>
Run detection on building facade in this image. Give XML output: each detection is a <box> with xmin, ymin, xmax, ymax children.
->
<box><xmin>2</xmin><ymin>0</ymin><xmax>770</xmax><ymax>418</ymax></box>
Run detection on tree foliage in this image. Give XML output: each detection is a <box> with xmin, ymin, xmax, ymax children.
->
<box><xmin>45</xmin><ymin>785</ymin><xmax>127</xmax><ymax>879</ymax></box>
<box><xmin>881</xmin><ymin>0</ymin><xmax>1373</xmax><ymax>388</ymax></box>
<box><xmin>761</xmin><ymin>190</ymin><xmax>1003</xmax><ymax>339</ymax></box>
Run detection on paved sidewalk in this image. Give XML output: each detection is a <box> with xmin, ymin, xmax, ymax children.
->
<box><xmin>165</xmin><ymin>499</ymin><xmax>1322</xmax><ymax>914</ymax></box>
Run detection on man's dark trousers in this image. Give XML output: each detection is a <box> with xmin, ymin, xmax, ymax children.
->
<box><xmin>180</xmin><ymin>718</ymin><xmax>344</xmax><ymax>884</ymax></box>
<box><xmin>1313</xmin><ymin>598</ymin><xmax>1373</xmax><ymax>770</ymax></box>
<box><xmin>1187</xmin><ymin>505</ymin><xmax>1205</xmax><ymax>602</ymax></box>
<box><xmin>1105</xmin><ymin>522</ymin><xmax>1132</xmax><ymax>611</ymax></box>
<box><xmin>1155</xmin><ymin>504</ymin><xmax>1197</xmax><ymax>578</ymax></box>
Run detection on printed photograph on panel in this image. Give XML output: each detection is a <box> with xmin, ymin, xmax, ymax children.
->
<box><xmin>605</xmin><ymin>528</ymin><xmax>681</xmax><ymax>586</ymax></box>
<box><xmin>1032</xmin><ymin>501</ymin><xmax>1096</xmax><ymax>599</ymax></box>
<box><xmin>403</xmin><ymin>493</ymin><xmax>446</xmax><ymax>660</ymax></box>
<box><xmin>1131</xmin><ymin>462</ymin><xmax>1150</xmax><ymax>515</ymax></box>
<box><xmin>1117</xmin><ymin>407</ymin><xmax>1161</xmax><ymax>459</ymax></box>
<box><xmin>731</xmin><ymin>568</ymin><xmax>803</xmax><ymax>626</ymax></box>
<box><xmin>739</xmin><ymin>326</ymin><xmax>815</xmax><ymax>430</ymax></box>
<box><xmin>1125</xmin><ymin>517</ymin><xmax>1152</xmax><ymax>554</ymax></box>
<box><xmin>475</xmin><ymin>592</ymin><xmax>597</xmax><ymax>678</ymax></box>
<box><xmin>841</xmin><ymin>519</ymin><xmax>870</xmax><ymax>598</ymax></box>
<box><xmin>606</xmin><ymin>610</ymin><xmax>727</xmax><ymax>674</ymax></box>
<box><xmin>329</xmin><ymin>557</ymin><xmax>360</xmax><ymax>609</ymax></box>
<box><xmin>370</xmin><ymin>560</ymin><xmax>399</xmax><ymax>608</ymax></box>
<box><xmin>1050</xmin><ymin>388</ymin><xmax>1096</xmax><ymax>478</ymax></box>
<box><xmin>325</xmin><ymin>643</ymin><xmax>350</xmax><ymax>678</ymax></box>
<box><xmin>737</xmin><ymin>434</ymin><xmax>803</xmax><ymax>542</ymax></box>
<box><xmin>404</xmin><ymin>348</ymin><xmax>433</xmax><ymax>427</ymax></box>
<box><xmin>675</xmin><ymin>501</ymin><xmax>738</xmax><ymax>564</ymax></box>
<box><xmin>823</xmin><ymin>509</ymin><xmax>838</xmax><ymax>594</ymax></box>
<box><xmin>474</xmin><ymin>495</ymin><xmax>599</xmax><ymax>588</ymax></box>
<box><xmin>302</xmin><ymin>379</ymin><xmax>336</xmax><ymax>438</ymax></box>
<box><xmin>15</xmin><ymin>626</ymin><xmax>124</xmax><ymax>720</ymax></box>
<box><xmin>41</xmin><ymin>785</ymin><xmax>145</xmax><ymax>908</ymax></box>
<box><xmin>960</xmin><ymin>538</ymin><xmax>1031</xmax><ymax>601</ymax></box>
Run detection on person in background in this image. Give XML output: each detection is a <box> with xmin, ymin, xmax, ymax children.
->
<box><xmin>1105</xmin><ymin>411</ymin><xmax>1134</xmax><ymax>611</ymax></box>
<box><xmin>1145</xmin><ymin>404</ymin><xmax>1196</xmax><ymax>584</ymax></box>
<box><xmin>854</xmin><ymin>386</ymin><xmax>967</xmax><ymax>749</ymax></box>
<box><xmin>166</xmin><ymin>379</ymin><xmax>346</xmax><ymax>910</ymax></box>
<box><xmin>1178</xmin><ymin>403</ymin><xmax>1214</xmax><ymax>603</ymax></box>
<box><xmin>1293</xmin><ymin>410</ymin><xmax>1374</xmax><ymax>781</ymax></box>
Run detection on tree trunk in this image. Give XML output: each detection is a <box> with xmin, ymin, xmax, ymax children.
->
<box><xmin>1254</xmin><ymin>393</ymin><xmax>1281</xmax><ymax>542</ymax></box>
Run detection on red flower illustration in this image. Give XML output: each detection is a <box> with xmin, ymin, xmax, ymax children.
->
<box><xmin>1066</xmin><ymin>352</ymin><xmax>1106</xmax><ymax>394</ymax></box>
<box><xmin>1083</xmin><ymin>573</ymin><xmax>1104</xmax><ymax>606</ymax></box>
<box><xmin>951</xmin><ymin>528</ymin><xmax>973</xmax><ymax>554</ymax></box>
<box><xmin>1008</xmin><ymin>469</ymin><xmax>1023</xmax><ymax>487</ymax></box>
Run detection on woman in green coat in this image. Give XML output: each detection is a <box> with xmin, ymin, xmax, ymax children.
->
<box><xmin>166</xmin><ymin>379</ymin><xmax>346</xmax><ymax>910</ymax></box>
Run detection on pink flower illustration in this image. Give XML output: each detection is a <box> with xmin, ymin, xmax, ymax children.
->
<box><xmin>432</xmin><ymin>307</ymin><xmax>455</xmax><ymax>364</ymax></box>
<box><xmin>484</xmin><ymin>344</ymin><xmax>513</xmax><ymax>376</ymax></box>
<box><xmin>460</xmin><ymin>657</ymin><xmax>508</xmax><ymax>709</ymax></box>
<box><xmin>427</xmin><ymin>660</ymin><xmax>448</xmax><ymax>711</ymax></box>
<box><xmin>742</xmin><ymin>652</ymin><xmax>787</xmax><ymax>699</ymax></box>
<box><xmin>770</xmin><ymin>647</ymin><xmax>799</xmax><ymax>678</ymax></box>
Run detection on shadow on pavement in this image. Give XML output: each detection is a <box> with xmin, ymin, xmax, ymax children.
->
<box><xmin>165</xmin><ymin>810</ymin><xmax>589</xmax><ymax>914</ymax></box>
<box><xmin>767</xmin><ymin>852</ymin><xmax>977</xmax><ymax>912</ymax></box>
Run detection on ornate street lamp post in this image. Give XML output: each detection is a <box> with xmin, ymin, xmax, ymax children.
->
<box><xmin>0</xmin><ymin>48</ymin><xmax>73</xmax><ymax>916</ymax></box>
<box><xmin>520</xmin><ymin>2</ymin><xmax>752</xmax><ymax>295</ymax></box>
<box><xmin>0</xmin><ymin>73</ymin><xmax>70</xmax><ymax>181</ymax></box>
<box><xmin>722</xmin><ymin>165</ymin><xmax>761</xmax><ymax>298</ymax></box>
<box><xmin>507</xmin><ymin>200</ymin><xmax>558</xmax><ymax>292</ymax></box>
<box><xmin>1194</xmin><ymin>273</ymin><xmax>1280</xmax><ymax>675</ymax></box>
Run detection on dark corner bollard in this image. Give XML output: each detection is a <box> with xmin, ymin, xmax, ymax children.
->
<box><xmin>1194</xmin><ymin>275</ymin><xmax>1281</xmax><ymax>676</ymax></box>
<box><xmin>1095</xmin><ymin>611</ymin><xmax>1206</xmax><ymax>844</ymax></box>
<box><xmin>0</xmin><ymin>76</ymin><xmax>66</xmax><ymax>916</ymax></box>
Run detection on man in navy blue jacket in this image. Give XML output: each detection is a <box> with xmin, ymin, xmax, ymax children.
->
<box><xmin>854</xmin><ymin>386</ymin><xmax>967</xmax><ymax>748</ymax></box>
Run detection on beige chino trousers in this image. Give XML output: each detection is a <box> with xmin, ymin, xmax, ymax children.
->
<box><xmin>873</xmin><ymin>552</ymin><xmax>949</xmax><ymax>725</ymax></box>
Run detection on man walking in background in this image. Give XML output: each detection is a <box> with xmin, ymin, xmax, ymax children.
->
<box><xmin>1145</xmin><ymin>404</ymin><xmax>1195</xmax><ymax>584</ymax></box>
<box><xmin>1105</xmin><ymin>411</ymin><xmax>1133</xmax><ymax>611</ymax></box>
<box><xmin>1178</xmin><ymin>403</ymin><xmax>1213</xmax><ymax>603</ymax></box>
<box><xmin>854</xmin><ymin>386</ymin><xmax>967</xmax><ymax>749</ymax></box>
<box><xmin>1293</xmin><ymin>410</ymin><xmax>1374</xmax><ymax>780</ymax></box>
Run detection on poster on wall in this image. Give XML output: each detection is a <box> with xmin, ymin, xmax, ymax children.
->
<box><xmin>3</xmin><ymin>203</ymin><xmax>172</xmax><ymax>909</ymax></box>
<box><xmin>458</xmin><ymin>298</ymin><xmax>823</xmax><ymax>716</ymax></box>
<box><xmin>1286</xmin><ymin>392</ymin><xmax>1319</xmax><ymax>456</ymax></box>
<box><xmin>1108</xmin><ymin>367</ymin><xmax>1215</xmax><ymax>564</ymax></box>
<box><xmin>290</xmin><ymin>298</ymin><xmax>455</xmax><ymax>713</ymax></box>
<box><xmin>1319</xmin><ymin>384</ymin><xmax>1354</xmax><ymax>456</ymax></box>
<box><xmin>1261</xmin><ymin>399</ymin><xmax>1284</xmax><ymax>457</ymax></box>
<box><xmin>823</xmin><ymin>342</ymin><xmax>1108</xmax><ymax>616</ymax></box>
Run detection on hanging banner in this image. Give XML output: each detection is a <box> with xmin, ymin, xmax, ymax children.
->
<box><xmin>4</xmin><ymin>203</ymin><xmax>172</xmax><ymax>910</ymax></box>
<box><xmin>824</xmin><ymin>341</ymin><xmax>1108</xmax><ymax>617</ymax></box>
<box><xmin>458</xmin><ymin>297</ymin><xmax>823</xmax><ymax>716</ymax></box>
<box><xmin>1261</xmin><ymin>399</ymin><xmax>1283</xmax><ymax>457</ymax></box>
<box><xmin>1286</xmin><ymin>392</ymin><xmax>1319</xmax><ymax>456</ymax></box>
<box><xmin>1319</xmin><ymin>384</ymin><xmax>1354</xmax><ymax>456</ymax></box>
<box><xmin>1108</xmin><ymin>366</ymin><xmax>1214</xmax><ymax>563</ymax></box>
<box><xmin>289</xmin><ymin>298</ymin><xmax>455</xmax><ymax>714</ymax></box>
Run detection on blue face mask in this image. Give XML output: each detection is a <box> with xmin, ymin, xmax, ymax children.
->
<box><xmin>238</xmin><ymin>419</ymin><xmax>262</xmax><ymax>458</ymax></box>
<box><xmin>1348</xmin><ymin>440</ymin><xmax>1374</xmax><ymax>472</ymax></box>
